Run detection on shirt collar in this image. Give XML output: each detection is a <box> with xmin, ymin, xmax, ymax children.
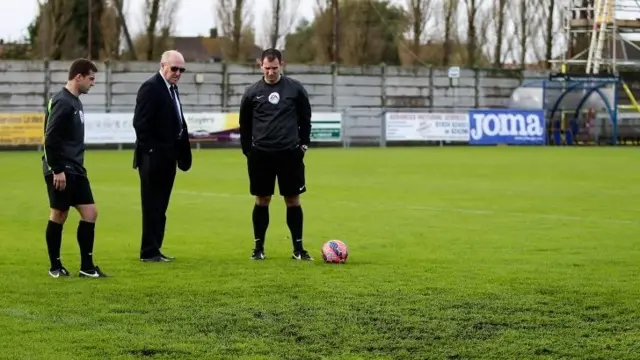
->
<box><xmin>159</xmin><ymin>71</ymin><xmax>173</xmax><ymax>89</ymax></box>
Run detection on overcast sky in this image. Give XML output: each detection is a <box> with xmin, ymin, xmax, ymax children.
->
<box><xmin>0</xmin><ymin>0</ymin><xmax>320</xmax><ymax>43</ymax></box>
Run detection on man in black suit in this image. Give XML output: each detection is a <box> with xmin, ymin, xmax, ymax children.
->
<box><xmin>132</xmin><ymin>50</ymin><xmax>192</xmax><ymax>262</ymax></box>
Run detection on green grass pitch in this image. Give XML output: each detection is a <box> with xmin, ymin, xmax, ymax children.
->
<box><xmin>1</xmin><ymin>146</ymin><xmax>639</xmax><ymax>359</ymax></box>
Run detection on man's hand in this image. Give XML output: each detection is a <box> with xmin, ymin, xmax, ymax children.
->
<box><xmin>53</xmin><ymin>172</ymin><xmax>66</xmax><ymax>191</ymax></box>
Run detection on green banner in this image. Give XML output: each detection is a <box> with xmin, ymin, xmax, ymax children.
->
<box><xmin>310</xmin><ymin>112</ymin><xmax>342</xmax><ymax>142</ymax></box>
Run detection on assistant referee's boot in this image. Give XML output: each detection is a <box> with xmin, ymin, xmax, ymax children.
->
<box><xmin>250</xmin><ymin>248</ymin><xmax>265</xmax><ymax>260</ymax></box>
<box><xmin>292</xmin><ymin>249</ymin><xmax>313</xmax><ymax>261</ymax></box>
<box><xmin>48</xmin><ymin>266</ymin><xmax>71</xmax><ymax>278</ymax></box>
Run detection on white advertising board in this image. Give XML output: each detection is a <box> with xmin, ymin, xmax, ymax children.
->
<box><xmin>385</xmin><ymin>112</ymin><xmax>470</xmax><ymax>141</ymax></box>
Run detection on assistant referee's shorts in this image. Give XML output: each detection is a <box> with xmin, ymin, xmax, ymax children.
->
<box><xmin>44</xmin><ymin>173</ymin><xmax>95</xmax><ymax>211</ymax></box>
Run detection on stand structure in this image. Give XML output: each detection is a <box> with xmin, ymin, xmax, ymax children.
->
<box><xmin>544</xmin><ymin>0</ymin><xmax>640</xmax><ymax>145</ymax></box>
<box><xmin>549</xmin><ymin>0</ymin><xmax>640</xmax><ymax>74</ymax></box>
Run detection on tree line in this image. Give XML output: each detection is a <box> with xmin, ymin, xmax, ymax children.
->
<box><xmin>1</xmin><ymin>0</ymin><xmax>567</xmax><ymax>69</ymax></box>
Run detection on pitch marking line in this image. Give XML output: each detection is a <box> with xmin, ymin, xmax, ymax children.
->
<box><xmin>93</xmin><ymin>185</ymin><xmax>639</xmax><ymax>226</ymax></box>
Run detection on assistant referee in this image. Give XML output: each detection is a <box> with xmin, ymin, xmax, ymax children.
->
<box><xmin>239</xmin><ymin>48</ymin><xmax>313</xmax><ymax>261</ymax></box>
<box><xmin>42</xmin><ymin>58</ymin><xmax>107</xmax><ymax>278</ymax></box>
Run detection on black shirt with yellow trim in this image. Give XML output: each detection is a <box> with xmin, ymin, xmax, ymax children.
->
<box><xmin>42</xmin><ymin>87</ymin><xmax>87</xmax><ymax>177</ymax></box>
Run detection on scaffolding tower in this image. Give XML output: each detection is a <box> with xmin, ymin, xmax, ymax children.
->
<box><xmin>549</xmin><ymin>0</ymin><xmax>640</xmax><ymax>73</ymax></box>
<box><xmin>543</xmin><ymin>0</ymin><xmax>640</xmax><ymax>145</ymax></box>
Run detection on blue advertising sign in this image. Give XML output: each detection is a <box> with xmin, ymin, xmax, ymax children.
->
<box><xmin>468</xmin><ymin>109</ymin><xmax>546</xmax><ymax>145</ymax></box>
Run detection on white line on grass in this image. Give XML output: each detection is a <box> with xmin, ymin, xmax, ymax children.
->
<box><xmin>93</xmin><ymin>185</ymin><xmax>640</xmax><ymax>226</ymax></box>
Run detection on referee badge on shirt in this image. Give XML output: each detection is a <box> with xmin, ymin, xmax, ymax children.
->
<box><xmin>78</xmin><ymin>110</ymin><xmax>85</xmax><ymax>123</ymax></box>
<box><xmin>268</xmin><ymin>92</ymin><xmax>280</xmax><ymax>104</ymax></box>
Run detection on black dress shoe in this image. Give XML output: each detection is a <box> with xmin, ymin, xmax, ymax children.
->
<box><xmin>160</xmin><ymin>253</ymin><xmax>175</xmax><ymax>260</ymax></box>
<box><xmin>140</xmin><ymin>255</ymin><xmax>171</xmax><ymax>262</ymax></box>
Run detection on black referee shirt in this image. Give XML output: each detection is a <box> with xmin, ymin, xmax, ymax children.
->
<box><xmin>239</xmin><ymin>75</ymin><xmax>312</xmax><ymax>154</ymax></box>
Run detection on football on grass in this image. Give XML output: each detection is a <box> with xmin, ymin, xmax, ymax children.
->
<box><xmin>321</xmin><ymin>240</ymin><xmax>348</xmax><ymax>263</ymax></box>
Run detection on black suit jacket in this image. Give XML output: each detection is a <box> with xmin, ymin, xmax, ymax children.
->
<box><xmin>132</xmin><ymin>72</ymin><xmax>192</xmax><ymax>172</ymax></box>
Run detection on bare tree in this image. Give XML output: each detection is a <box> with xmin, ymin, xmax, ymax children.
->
<box><xmin>475</xmin><ymin>4</ymin><xmax>494</xmax><ymax>65</ymax></box>
<box><xmin>314</xmin><ymin>0</ymin><xmax>328</xmax><ymax>16</ymax></box>
<box><xmin>442</xmin><ymin>0</ymin><xmax>458</xmax><ymax>66</ymax></box>
<box><xmin>215</xmin><ymin>0</ymin><xmax>253</xmax><ymax>62</ymax></box>
<box><xmin>510</xmin><ymin>0</ymin><xmax>542</xmax><ymax>66</ymax></box>
<box><xmin>37</xmin><ymin>0</ymin><xmax>76</xmax><ymax>60</ymax></box>
<box><xmin>341</xmin><ymin>0</ymin><xmax>370</xmax><ymax>65</ymax></box>
<box><xmin>499</xmin><ymin>25</ymin><xmax>519</xmax><ymax>66</ymax></box>
<box><xmin>463</xmin><ymin>0</ymin><xmax>485</xmax><ymax>67</ymax></box>
<box><xmin>541</xmin><ymin>0</ymin><xmax>563</xmax><ymax>69</ymax></box>
<box><xmin>441</xmin><ymin>0</ymin><xmax>458</xmax><ymax>66</ymax></box>
<box><xmin>264</xmin><ymin>0</ymin><xmax>301</xmax><ymax>49</ymax></box>
<box><xmin>331</xmin><ymin>0</ymin><xmax>339</xmax><ymax>63</ymax></box>
<box><xmin>143</xmin><ymin>0</ymin><xmax>160</xmax><ymax>60</ymax></box>
<box><xmin>544</xmin><ymin>0</ymin><xmax>557</xmax><ymax>68</ymax></box>
<box><xmin>307</xmin><ymin>0</ymin><xmax>333</xmax><ymax>63</ymax></box>
<box><xmin>160</xmin><ymin>0</ymin><xmax>181</xmax><ymax>34</ymax></box>
<box><xmin>99</xmin><ymin>1</ymin><xmax>122</xmax><ymax>59</ymax></box>
<box><xmin>406</xmin><ymin>0</ymin><xmax>434</xmax><ymax>66</ymax></box>
<box><xmin>109</xmin><ymin>0</ymin><xmax>137</xmax><ymax>60</ymax></box>
<box><xmin>491</xmin><ymin>1</ymin><xmax>522</xmax><ymax>66</ymax></box>
<box><xmin>492</xmin><ymin>0</ymin><xmax>508</xmax><ymax>67</ymax></box>
<box><xmin>141</xmin><ymin>0</ymin><xmax>180</xmax><ymax>60</ymax></box>
<box><xmin>509</xmin><ymin>0</ymin><xmax>524</xmax><ymax>65</ymax></box>
<box><xmin>528</xmin><ymin>5</ymin><xmax>550</xmax><ymax>65</ymax></box>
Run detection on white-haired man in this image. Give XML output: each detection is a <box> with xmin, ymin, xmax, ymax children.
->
<box><xmin>132</xmin><ymin>50</ymin><xmax>192</xmax><ymax>262</ymax></box>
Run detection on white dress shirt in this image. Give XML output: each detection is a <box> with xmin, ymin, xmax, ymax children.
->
<box><xmin>159</xmin><ymin>71</ymin><xmax>182</xmax><ymax>117</ymax></box>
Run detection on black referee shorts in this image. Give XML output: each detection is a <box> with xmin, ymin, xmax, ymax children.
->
<box><xmin>247</xmin><ymin>147</ymin><xmax>306</xmax><ymax>197</ymax></box>
<box><xmin>44</xmin><ymin>173</ymin><xmax>95</xmax><ymax>211</ymax></box>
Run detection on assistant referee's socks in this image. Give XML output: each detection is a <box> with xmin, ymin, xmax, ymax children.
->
<box><xmin>46</xmin><ymin>220</ymin><xmax>63</xmax><ymax>269</ymax></box>
<box><xmin>77</xmin><ymin>220</ymin><xmax>96</xmax><ymax>270</ymax></box>
<box><xmin>286</xmin><ymin>205</ymin><xmax>304</xmax><ymax>251</ymax></box>
<box><xmin>252</xmin><ymin>205</ymin><xmax>269</xmax><ymax>251</ymax></box>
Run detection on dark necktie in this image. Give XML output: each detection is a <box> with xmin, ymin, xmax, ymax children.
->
<box><xmin>169</xmin><ymin>85</ymin><xmax>183</xmax><ymax>137</ymax></box>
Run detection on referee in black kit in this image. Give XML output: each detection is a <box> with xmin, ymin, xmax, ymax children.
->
<box><xmin>239</xmin><ymin>48</ymin><xmax>313</xmax><ymax>261</ymax></box>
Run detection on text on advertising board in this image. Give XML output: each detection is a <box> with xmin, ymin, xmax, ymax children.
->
<box><xmin>79</xmin><ymin>112</ymin><xmax>342</xmax><ymax>144</ymax></box>
<box><xmin>0</xmin><ymin>113</ymin><xmax>44</xmax><ymax>145</ymax></box>
<box><xmin>385</xmin><ymin>112</ymin><xmax>469</xmax><ymax>141</ymax></box>
<box><xmin>468</xmin><ymin>109</ymin><xmax>545</xmax><ymax>145</ymax></box>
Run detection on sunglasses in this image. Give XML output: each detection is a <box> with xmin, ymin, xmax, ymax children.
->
<box><xmin>170</xmin><ymin>66</ymin><xmax>186</xmax><ymax>73</ymax></box>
